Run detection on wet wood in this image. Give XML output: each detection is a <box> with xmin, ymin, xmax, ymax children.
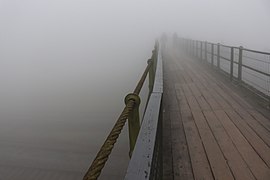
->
<box><xmin>163</xmin><ymin>47</ymin><xmax>270</xmax><ymax>180</ymax></box>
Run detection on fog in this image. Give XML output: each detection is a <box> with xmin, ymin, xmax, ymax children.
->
<box><xmin>0</xmin><ymin>0</ymin><xmax>269</xmax><ymax>179</ymax></box>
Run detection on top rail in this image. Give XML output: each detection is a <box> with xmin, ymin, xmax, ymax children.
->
<box><xmin>242</xmin><ymin>48</ymin><xmax>270</xmax><ymax>55</ymax></box>
<box><xmin>195</xmin><ymin>40</ymin><xmax>270</xmax><ymax>53</ymax></box>
<box><xmin>219</xmin><ymin>43</ymin><xmax>237</xmax><ymax>48</ymax></box>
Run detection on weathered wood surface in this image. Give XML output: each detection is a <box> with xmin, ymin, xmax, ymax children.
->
<box><xmin>162</xmin><ymin>47</ymin><xmax>270</xmax><ymax>180</ymax></box>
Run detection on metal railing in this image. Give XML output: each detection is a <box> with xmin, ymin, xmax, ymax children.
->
<box><xmin>124</xmin><ymin>42</ymin><xmax>163</xmax><ymax>180</ymax></box>
<box><xmin>179</xmin><ymin>38</ymin><xmax>270</xmax><ymax>103</ymax></box>
<box><xmin>83</xmin><ymin>41</ymin><xmax>163</xmax><ymax>180</ymax></box>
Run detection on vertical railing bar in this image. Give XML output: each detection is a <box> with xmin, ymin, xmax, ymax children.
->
<box><xmin>238</xmin><ymin>46</ymin><xmax>243</xmax><ymax>82</ymax></box>
<box><xmin>230</xmin><ymin>47</ymin><xmax>234</xmax><ymax>81</ymax></box>
<box><xmin>217</xmin><ymin>43</ymin><xmax>220</xmax><ymax>70</ymax></box>
<box><xmin>205</xmin><ymin>41</ymin><xmax>207</xmax><ymax>62</ymax></box>
<box><xmin>200</xmin><ymin>41</ymin><xmax>203</xmax><ymax>61</ymax></box>
<box><xmin>211</xmin><ymin>43</ymin><xmax>214</xmax><ymax>67</ymax></box>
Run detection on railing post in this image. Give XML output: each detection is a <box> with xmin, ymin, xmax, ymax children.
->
<box><xmin>211</xmin><ymin>43</ymin><xmax>214</xmax><ymax>67</ymax></box>
<box><xmin>194</xmin><ymin>40</ymin><xmax>196</xmax><ymax>57</ymax></box>
<box><xmin>197</xmin><ymin>41</ymin><xmax>199</xmax><ymax>58</ymax></box>
<box><xmin>190</xmin><ymin>39</ymin><xmax>193</xmax><ymax>56</ymax></box>
<box><xmin>230</xmin><ymin>47</ymin><xmax>234</xmax><ymax>81</ymax></box>
<box><xmin>185</xmin><ymin>39</ymin><xmax>189</xmax><ymax>54</ymax></box>
<box><xmin>192</xmin><ymin>40</ymin><xmax>195</xmax><ymax>56</ymax></box>
<box><xmin>204</xmin><ymin>41</ymin><xmax>207</xmax><ymax>61</ymax></box>
<box><xmin>217</xmin><ymin>43</ymin><xmax>220</xmax><ymax>70</ymax></box>
<box><xmin>238</xmin><ymin>46</ymin><xmax>243</xmax><ymax>82</ymax></box>
<box><xmin>200</xmin><ymin>41</ymin><xmax>203</xmax><ymax>61</ymax></box>
<box><xmin>148</xmin><ymin>59</ymin><xmax>154</xmax><ymax>92</ymax></box>
<box><xmin>195</xmin><ymin>40</ymin><xmax>197</xmax><ymax>57</ymax></box>
<box><xmin>152</xmin><ymin>50</ymin><xmax>157</xmax><ymax>74</ymax></box>
<box><xmin>194</xmin><ymin>40</ymin><xmax>197</xmax><ymax>57</ymax></box>
<box><xmin>125</xmin><ymin>93</ymin><xmax>141</xmax><ymax>157</ymax></box>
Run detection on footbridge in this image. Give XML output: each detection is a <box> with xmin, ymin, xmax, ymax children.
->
<box><xmin>84</xmin><ymin>37</ymin><xmax>270</xmax><ymax>180</ymax></box>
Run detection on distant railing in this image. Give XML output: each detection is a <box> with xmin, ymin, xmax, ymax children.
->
<box><xmin>179</xmin><ymin>38</ymin><xmax>270</xmax><ymax>103</ymax></box>
<box><xmin>83</xmin><ymin>41</ymin><xmax>163</xmax><ymax>180</ymax></box>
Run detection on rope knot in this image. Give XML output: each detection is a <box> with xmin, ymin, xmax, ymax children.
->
<box><xmin>124</xmin><ymin>93</ymin><xmax>141</xmax><ymax>107</ymax></box>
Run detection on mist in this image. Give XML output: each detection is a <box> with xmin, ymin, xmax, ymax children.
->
<box><xmin>0</xmin><ymin>0</ymin><xmax>269</xmax><ymax>179</ymax></box>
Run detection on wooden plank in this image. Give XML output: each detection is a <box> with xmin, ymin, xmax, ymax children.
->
<box><xmin>162</xmin><ymin>90</ymin><xmax>173</xmax><ymax>180</ymax></box>
<box><xmin>170</xmin><ymin>110</ymin><xmax>194</xmax><ymax>180</ymax></box>
<box><xmin>164</xmin><ymin>56</ymin><xmax>193</xmax><ymax>179</ymax></box>
<box><xmin>193</xmin><ymin>56</ymin><xmax>253</xmax><ymax>110</ymax></box>
<box><xmin>191</xmin><ymin>65</ymin><xmax>270</xmax><ymax>148</ymax></box>
<box><xmin>175</xmin><ymin>84</ymin><xmax>189</xmax><ymax>112</ymax></box>
<box><xmin>189</xmin><ymin>61</ymin><xmax>270</xmax><ymax>148</ymax></box>
<box><xmin>225</xmin><ymin>109</ymin><xmax>270</xmax><ymax>167</ymax></box>
<box><xmin>203</xmin><ymin>110</ymin><xmax>255</xmax><ymax>180</ymax></box>
<box><xmin>178</xmin><ymin>55</ymin><xmax>238</xmax><ymax>110</ymax></box>
<box><xmin>178</xmin><ymin>63</ymin><xmax>225</xmax><ymax>111</ymax></box>
<box><xmin>214</xmin><ymin>110</ymin><xmax>270</xmax><ymax>179</ymax></box>
<box><xmin>174</xmin><ymin>58</ymin><xmax>216</xmax><ymax>180</ymax></box>
<box><xmin>188</xmin><ymin>83</ymin><xmax>212</xmax><ymax>111</ymax></box>
<box><xmin>235</xmin><ymin>109</ymin><xmax>270</xmax><ymax>147</ymax></box>
<box><xmin>182</xmin><ymin>84</ymin><xmax>193</xmax><ymax>97</ymax></box>
<box><xmin>179</xmin><ymin>109</ymin><xmax>213</xmax><ymax>180</ymax></box>
<box><xmin>192</xmin><ymin>110</ymin><xmax>234</xmax><ymax>180</ymax></box>
<box><xmin>186</xmin><ymin>96</ymin><xmax>201</xmax><ymax>111</ymax></box>
<box><xmin>175</xmin><ymin>86</ymin><xmax>213</xmax><ymax>180</ymax></box>
<box><xmin>249</xmin><ymin>110</ymin><xmax>270</xmax><ymax>132</ymax></box>
<box><xmin>189</xmin><ymin>70</ymin><xmax>230</xmax><ymax>112</ymax></box>
<box><xmin>197</xmin><ymin>81</ymin><xmax>231</xmax><ymax>110</ymax></box>
<box><xmin>211</xmin><ymin>83</ymin><xmax>242</xmax><ymax>109</ymax></box>
<box><xmin>178</xmin><ymin>67</ymin><xmax>214</xmax><ymax>112</ymax></box>
<box><xmin>167</xmin><ymin>46</ymin><xmax>270</xmax><ymax>180</ymax></box>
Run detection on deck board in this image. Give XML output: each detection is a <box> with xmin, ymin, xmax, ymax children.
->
<box><xmin>162</xmin><ymin>47</ymin><xmax>270</xmax><ymax>180</ymax></box>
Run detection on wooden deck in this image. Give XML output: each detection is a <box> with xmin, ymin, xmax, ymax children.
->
<box><xmin>162</xmin><ymin>47</ymin><xmax>270</xmax><ymax>180</ymax></box>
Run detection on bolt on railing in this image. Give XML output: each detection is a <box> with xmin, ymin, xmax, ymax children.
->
<box><xmin>83</xmin><ymin>42</ymin><xmax>159</xmax><ymax>180</ymax></box>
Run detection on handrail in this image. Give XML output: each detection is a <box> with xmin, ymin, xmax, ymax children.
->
<box><xmin>199</xmin><ymin>40</ymin><xmax>270</xmax><ymax>55</ymax></box>
<box><xmin>179</xmin><ymin>37</ymin><xmax>270</xmax><ymax>102</ymax></box>
<box><xmin>242</xmin><ymin>48</ymin><xmax>270</xmax><ymax>56</ymax></box>
<box><xmin>83</xmin><ymin>42</ymin><xmax>159</xmax><ymax>180</ymax></box>
<box><xmin>125</xmin><ymin>40</ymin><xmax>163</xmax><ymax>180</ymax></box>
